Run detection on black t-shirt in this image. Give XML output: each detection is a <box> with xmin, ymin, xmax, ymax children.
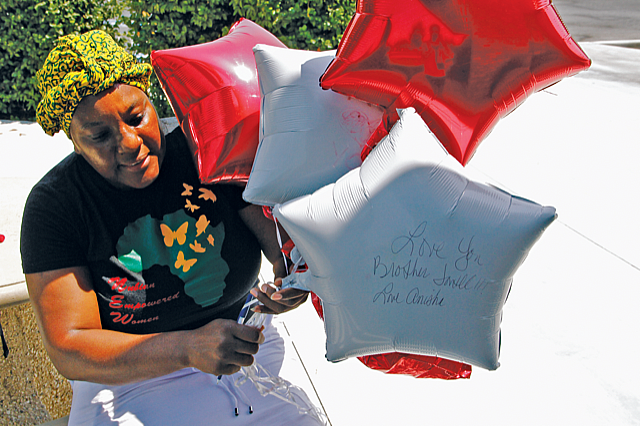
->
<box><xmin>21</xmin><ymin>127</ymin><xmax>262</xmax><ymax>333</ymax></box>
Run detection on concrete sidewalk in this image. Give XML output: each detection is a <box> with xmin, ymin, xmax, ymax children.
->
<box><xmin>1</xmin><ymin>42</ymin><xmax>639</xmax><ymax>425</ymax></box>
<box><xmin>275</xmin><ymin>42</ymin><xmax>640</xmax><ymax>426</ymax></box>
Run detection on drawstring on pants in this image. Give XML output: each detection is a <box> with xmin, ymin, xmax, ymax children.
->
<box><xmin>217</xmin><ymin>374</ymin><xmax>253</xmax><ymax>416</ymax></box>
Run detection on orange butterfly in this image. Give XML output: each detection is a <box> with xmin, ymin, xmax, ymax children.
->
<box><xmin>185</xmin><ymin>199</ymin><xmax>200</xmax><ymax>212</ymax></box>
<box><xmin>198</xmin><ymin>188</ymin><xmax>217</xmax><ymax>203</ymax></box>
<box><xmin>175</xmin><ymin>251</ymin><xmax>197</xmax><ymax>272</ymax></box>
<box><xmin>181</xmin><ymin>183</ymin><xmax>193</xmax><ymax>196</ymax></box>
<box><xmin>207</xmin><ymin>234</ymin><xmax>215</xmax><ymax>246</ymax></box>
<box><xmin>195</xmin><ymin>215</ymin><xmax>210</xmax><ymax>237</ymax></box>
<box><xmin>190</xmin><ymin>240</ymin><xmax>206</xmax><ymax>253</ymax></box>
<box><xmin>160</xmin><ymin>222</ymin><xmax>188</xmax><ymax>247</ymax></box>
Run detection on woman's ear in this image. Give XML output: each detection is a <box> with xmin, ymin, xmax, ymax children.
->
<box><xmin>68</xmin><ymin>122</ymin><xmax>83</xmax><ymax>154</ymax></box>
<box><xmin>70</xmin><ymin>137</ymin><xmax>81</xmax><ymax>154</ymax></box>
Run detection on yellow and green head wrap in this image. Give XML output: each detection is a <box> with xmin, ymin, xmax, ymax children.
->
<box><xmin>35</xmin><ymin>30</ymin><xmax>153</xmax><ymax>138</ymax></box>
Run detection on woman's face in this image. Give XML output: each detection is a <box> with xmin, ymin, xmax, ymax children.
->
<box><xmin>69</xmin><ymin>84</ymin><xmax>165</xmax><ymax>190</ymax></box>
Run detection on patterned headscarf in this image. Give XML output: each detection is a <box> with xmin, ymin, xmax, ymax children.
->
<box><xmin>35</xmin><ymin>30</ymin><xmax>153</xmax><ymax>138</ymax></box>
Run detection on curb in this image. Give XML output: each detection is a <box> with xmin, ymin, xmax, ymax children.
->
<box><xmin>592</xmin><ymin>39</ymin><xmax>640</xmax><ymax>49</ymax></box>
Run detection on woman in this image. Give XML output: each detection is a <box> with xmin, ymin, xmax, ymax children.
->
<box><xmin>21</xmin><ymin>30</ymin><xmax>318</xmax><ymax>425</ymax></box>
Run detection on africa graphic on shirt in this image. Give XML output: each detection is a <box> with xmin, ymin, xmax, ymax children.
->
<box><xmin>114</xmin><ymin>183</ymin><xmax>230</xmax><ymax>308</ymax></box>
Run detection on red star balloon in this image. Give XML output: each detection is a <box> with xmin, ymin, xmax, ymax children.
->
<box><xmin>151</xmin><ymin>19</ymin><xmax>286</xmax><ymax>184</ymax></box>
<box><xmin>321</xmin><ymin>0</ymin><xmax>591</xmax><ymax>165</ymax></box>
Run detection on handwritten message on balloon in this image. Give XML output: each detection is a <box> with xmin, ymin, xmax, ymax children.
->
<box><xmin>372</xmin><ymin>221</ymin><xmax>491</xmax><ymax>310</ymax></box>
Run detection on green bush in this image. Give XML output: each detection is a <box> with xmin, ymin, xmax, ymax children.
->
<box><xmin>117</xmin><ymin>0</ymin><xmax>238</xmax><ymax>117</ymax></box>
<box><xmin>229</xmin><ymin>0</ymin><xmax>355</xmax><ymax>51</ymax></box>
<box><xmin>0</xmin><ymin>0</ymin><xmax>121</xmax><ymax>121</ymax></box>
<box><xmin>0</xmin><ymin>0</ymin><xmax>356</xmax><ymax>120</ymax></box>
<box><xmin>119</xmin><ymin>0</ymin><xmax>356</xmax><ymax>118</ymax></box>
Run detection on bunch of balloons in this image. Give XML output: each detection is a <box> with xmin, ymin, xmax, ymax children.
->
<box><xmin>151</xmin><ymin>0</ymin><xmax>589</xmax><ymax>378</ymax></box>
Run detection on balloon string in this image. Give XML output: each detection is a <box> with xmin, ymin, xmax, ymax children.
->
<box><xmin>289</xmin><ymin>255</ymin><xmax>304</xmax><ymax>276</ymax></box>
<box><xmin>273</xmin><ymin>215</ymin><xmax>290</xmax><ymax>274</ymax></box>
<box><xmin>235</xmin><ymin>361</ymin><xmax>328</xmax><ymax>425</ymax></box>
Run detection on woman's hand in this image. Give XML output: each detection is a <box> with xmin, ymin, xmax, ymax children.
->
<box><xmin>250</xmin><ymin>278</ymin><xmax>309</xmax><ymax>314</ymax></box>
<box><xmin>238</xmin><ymin>204</ymin><xmax>309</xmax><ymax>314</ymax></box>
<box><xmin>185</xmin><ymin>319</ymin><xmax>264</xmax><ymax>376</ymax></box>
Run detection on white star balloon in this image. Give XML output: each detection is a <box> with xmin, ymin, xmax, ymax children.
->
<box><xmin>275</xmin><ymin>108</ymin><xmax>556</xmax><ymax>370</ymax></box>
<box><xmin>243</xmin><ymin>45</ymin><xmax>383</xmax><ymax>206</ymax></box>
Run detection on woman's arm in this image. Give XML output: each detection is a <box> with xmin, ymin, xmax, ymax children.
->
<box><xmin>238</xmin><ymin>204</ymin><xmax>309</xmax><ymax>314</ymax></box>
<box><xmin>26</xmin><ymin>266</ymin><xmax>264</xmax><ymax>385</ymax></box>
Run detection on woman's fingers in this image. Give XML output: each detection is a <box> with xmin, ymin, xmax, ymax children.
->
<box><xmin>250</xmin><ymin>278</ymin><xmax>309</xmax><ymax>314</ymax></box>
<box><xmin>191</xmin><ymin>319</ymin><xmax>265</xmax><ymax>375</ymax></box>
<box><xmin>230</xmin><ymin>321</ymin><xmax>265</xmax><ymax>345</ymax></box>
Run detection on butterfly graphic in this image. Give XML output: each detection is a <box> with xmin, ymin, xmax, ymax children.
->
<box><xmin>185</xmin><ymin>199</ymin><xmax>200</xmax><ymax>212</ymax></box>
<box><xmin>181</xmin><ymin>183</ymin><xmax>193</xmax><ymax>196</ymax></box>
<box><xmin>198</xmin><ymin>188</ymin><xmax>217</xmax><ymax>203</ymax></box>
<box><xmin>190</xmin><ymin>240</ymin><xmax>206</xmax><ymax>254</ymax></box>
<box><xmin>160</xmin><ymin>222</ymin><xmax>188</xmax><ymax>247</ymax></box>
<box><xmin>195</xmin><ymin>215</ymin><xmax>210</xmax><ymax>237</ymax></box>
<box><xmin>207</xmin><ymin>234</ymin><xmax>215</xmax><ymax>246</ymax></box>
<box><xmin>175</xmin><ymin>250</ymin><xmax>197</xmax><ymax>272</ymax></box>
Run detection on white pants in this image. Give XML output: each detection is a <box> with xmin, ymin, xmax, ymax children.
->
<box><xmin>68</xmin><ymin>318</ymin><xmax>322</xmax><ymax>425</ymax></box>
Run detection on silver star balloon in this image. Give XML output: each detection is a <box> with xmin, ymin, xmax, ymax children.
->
<box><xmin>243</xmin><ymin>45</ymin><xmax>383</xmax><ymax>206</ymax></box>
<box><xmin>275</xmin><ymin>108</ymin><xmax>556</xmax><ymax>370</ymax></box>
